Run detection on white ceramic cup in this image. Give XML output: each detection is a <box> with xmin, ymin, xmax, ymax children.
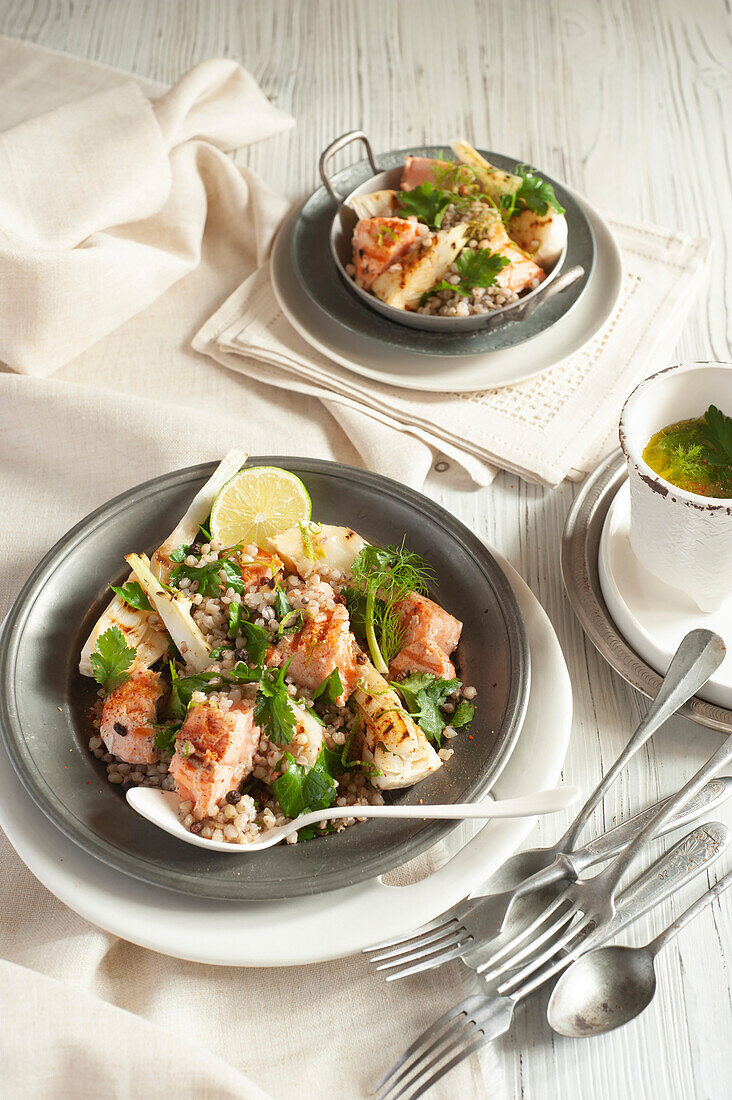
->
<box><xmin>619</xmin><ymin>362</ymin><xmax>732</xmax><ymax>613</ymax></box>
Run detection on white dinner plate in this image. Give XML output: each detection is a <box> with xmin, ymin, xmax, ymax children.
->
<box><xmin>270</xmin><ymin>184</ymin><xmax>622</xmax><ymax>393</ymax></box>
<box><xmin>0</xmin><ymin>555</ymin><xmax>572</xmax><ymax>967</ymax></box>
<box><xmin>599</xmin><ymin>482</ymin><xmax>732</xmax><ymax>709</ymax></box>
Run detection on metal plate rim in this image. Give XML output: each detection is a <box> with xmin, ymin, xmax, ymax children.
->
<box><xmin>561</xmin><ymin>449</ymin><xmax>732</xmax><ymax>732</ymax></box>
<box><xmin>0</xmin><ymin>457</ymin><xmax>531</xmax><ymax>899</ymax></box>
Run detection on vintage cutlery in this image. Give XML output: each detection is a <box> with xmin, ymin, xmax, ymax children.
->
<box><xmin>125</xmin><ymin>784</ymin><xmax>580</xmax><ymax>852</ymax></box>
<box><xmin>364</xmin><ymin>628</ymin><xmax>726</xmax><ymax>979</ymax></box>
<box><xmin>548</xmin><ymin>866</ymin><xmax>732</xmax><ymax>1037</ymax></box>
<box><xmin>364</xmin><ymin>776</ymin><xmax>732</xmax><ymax>980</ymax></box>
<box><xmin>375</xmin><ymin>821</ymin><xmax>729</xmax><ymax>1098</ymax></box>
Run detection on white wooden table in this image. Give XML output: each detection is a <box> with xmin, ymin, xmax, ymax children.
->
<box><xmin>2</xmin><ymin>1</ymin><xmax>730</xmax><ymax>1096</ymax></box>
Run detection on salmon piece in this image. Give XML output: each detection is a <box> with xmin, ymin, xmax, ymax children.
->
<box><xmin>401</xmin><ymin>156</ymin><xmax>444</xmax><ymax>191</ymax></box>
<box><xmin>270</xmin><ymin>602</ymin><xmax>359</xmax><ymax>705</ymax></box>
<box><xmin>389</xmin><ymin>593</ymin><xmax>463</xmax><ymax>680</ymax></box>
<box><xmin>99</xmin><ymin>668</ymin><xmax>163</xmax><ymax>764</ymax></box>
<box><xmin>240</xmin><ymin>551</ymin><xmax>283</xmax><ymax>590</ymax></box>
<box><xmin>170</xmin><ymin>701</ymin><xmax>261</xmax><ymax>820</ymax></box>
<box><xmin>480</xmin><ymin>217</ymin><xmax>546</xmax><ymax>294</ymax></box>
<box><xmin>352</xmin><ymin>217</ymin><xmax>420</xmax><ymax>289</ymax></box>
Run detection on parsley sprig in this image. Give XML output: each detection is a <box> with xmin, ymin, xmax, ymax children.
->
<box><xmin>254</xmin><ymin>662</ymin><xmax>297</xmax><ymax>746</ymax></box>
<box><xmin>396</xmin><ymin>182</ymin><xmax>455</xmax><ymax>228</ymax></box>
<box><xmin>422</xmin><ymin>248</ymin><xmax>510</xmax><ymax>303</ymax></box>
<box><xmin>170</xmin><ymin>555</ymin><xmax>245</xmax><ymax>598</ymax></box>
<box><xmin>90</xmin><ymin>627</ymin><xmax>137</xmax><ymax>693</ymax></box>
<box><xmin>393</xmin><ymin>673</ymin><xmax>474</xmax><ymax>746</ymax></box>
<box><xmin>698</xmin><ymin>405</ymin><xmax>732</xmax><ymax>493</ymax></box>
<box><xmin>109</xmin><ymin>580</ymin><xmax>152</xmax><ymax>611</ymax></box>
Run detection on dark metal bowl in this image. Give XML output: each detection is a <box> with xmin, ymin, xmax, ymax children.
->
<box><xmin>0</xmin><ymin>458</ymin><xmax>530</xmax><ymax>900</ymax></box>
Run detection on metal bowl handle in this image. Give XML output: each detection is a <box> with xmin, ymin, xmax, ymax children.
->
<box><xmin>519</xmin><ymin>264</ymin><xmax>585</xmax><ymax>320</ymax></box>
<box><xmin>319</xmin><ymin>130</ymin><xmax>380</xmax><ymax>204</ymax></box>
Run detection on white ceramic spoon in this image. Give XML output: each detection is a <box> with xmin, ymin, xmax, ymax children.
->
<box><xmin>126</xmin><ymin>785</ymin><xmax>581</xmax><ymax>853</ymax></box>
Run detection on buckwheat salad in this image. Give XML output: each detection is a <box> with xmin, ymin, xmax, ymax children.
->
<box><xmin>346</xmin><ymin>138</ymin><xmax>567</xmax><ymax>317</ymax></box>
<box><xmin>79</xmin><ymin>452</ymin><xmax>476</xmax><ymax>847</ymax></box>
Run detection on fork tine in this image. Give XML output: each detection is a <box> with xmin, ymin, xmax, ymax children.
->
<box><xmin>374</xmin><ymin>994</ymin><xmax>485</xmax><ymax>1095</ymax></box>
<box><xmin>382</xmin><ymin>938</ymin><xmax>474</xmax><ymax>981</ymax></box>
<box><xmin>475</xmin><ymin>890</ymin><xmax>569</xmax><ymax>973</ymax></box>
<box><xmin>379</xmin><ymin>1014</ymin><xmax>477</xmax><ymax>1098</ymax></box>
<box><xmin>390</xmin><ymin>1033</ymin><xmax>490</xmax><ymax>1099</ymax></box>
<box><xmin>366</xmin><ymin>921</ymin><xmax>462</xmax><ymax>963</ymax></box>
<box><xmin>364</xmin><ymin>913</ymin><xmax>461</xmax><ymax>953</ymax></box>
<box><xmin>479</xmin><ymin>905</ymin><xmax>576</xmax><ymax>983</ymax></box>
<box><xmin>498</xmin><ymin>912</ymin><xmax>589</xmax><ymax>994</ymax></box>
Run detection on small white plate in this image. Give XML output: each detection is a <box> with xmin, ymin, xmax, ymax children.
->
<box><xmin>0</xmin><ymin>555</ymin><xmax>572</xmax><ymax>967</ymax></box>
<box><xmin>270</xmin><ymin>184</ymin><xmax>622</xmax><ymax>393</ymax></box>
<box><xmin>599</xmin><ymin>482</ymin><xmax>732</xmax><ymax>709</ymax></box>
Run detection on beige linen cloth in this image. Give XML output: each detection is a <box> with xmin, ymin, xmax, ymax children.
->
<box><xmin>194</xmin><ymin>222</ymin><xmax>711</xmax><ymax>487</ymax></box>
<box><xmin>0</xmin><ymin>38</ymin><xmax>502</xmax><ymax>1100</ymax></box>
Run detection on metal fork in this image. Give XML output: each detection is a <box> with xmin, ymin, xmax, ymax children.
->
<box><xmin>478</xmin><ymin>717</ymin><xmax>732</xmax><ymax>989</ymax></box>
<box><xmin>375</xmin><ymin>820</ymin><xmax>730</xmax><ymax>1099</ymax></box>
<box><xmin>365</xmin><ymin>629</ymin><xmax>726</xmax><ymax>980</ymax></box>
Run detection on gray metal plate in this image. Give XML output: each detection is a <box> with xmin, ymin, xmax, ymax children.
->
<box><xmin>0</xmin><ymin>458</ymin><xmax>530</xmax><ymax>900</ymax></box>
<box><xmin>561</xmin><ymin>450</ymin><xmax>732</xmax><ymax>732</ymax></box>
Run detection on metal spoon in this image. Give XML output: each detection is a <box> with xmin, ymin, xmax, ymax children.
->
<box><xmin>548</xmin><ymin>866</ymin><xmax>732</xmax><ymax>1037</ymax></box>
<box><xmin>126</xmin><ymin>784</ymin><xmax>580</xmax><ymax>852</ymax></box>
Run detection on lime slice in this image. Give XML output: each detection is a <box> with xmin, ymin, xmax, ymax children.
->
<box><xmin>210</xmin><ymin>467</ymin><xmax>312</xmax><ymax>548</ymax></box>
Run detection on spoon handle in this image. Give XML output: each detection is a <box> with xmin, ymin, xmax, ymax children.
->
<box><xmin>650</xmin><ymin>866</ymin><xmax>732</xmax><ymax>957</ymax></box>
<box><xmin>558</xmin><ymin>630</ymin><xmax>725</xmax><ymax>853</ymax></box>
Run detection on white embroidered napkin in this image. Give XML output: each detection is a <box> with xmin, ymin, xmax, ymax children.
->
<box><xmin>194</xmin><ymin>217</ymin><xmax>710</xmax><ymax>486</ymax></box>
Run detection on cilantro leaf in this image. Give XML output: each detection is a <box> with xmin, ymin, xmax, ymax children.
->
<box><xmin>277</xmin><ymin>608</ymin><xmax>305</xmax><ymax>639</ymax></box>
<box><xmin>313</xmin><ymin>668</ymin><xmax>344</xmax><ymax>706</ymax></box>
<box><xmin>228</xmin><ymin>601</ymin><xmax>246</xmax><ymax>639</ymax></box>
<box><xmin>170</xmin><ymin>557</ymin><xmax>244</xmax><ymax>598</ymax></box>
<box><xmin>396</xmin><ymin>182</ymin><xmax>454</xmax><ymax>228</ymax></box>
<box><xmin>515</xmin><ymin>165</ymin><xmax>565</xmax><ymax>216</ymax></box>
<box><xmin>273</xmin><ymin>585</ymin><xmax>292</xmax><ymax>620</ymax></box>
<box><xmin>153</xmin><ymin>722</ymin><xmax>181</xmax><ymax>756</ymax></box>
<box><xmin>226</xmin><ymin>662</ymin><xmax>264</xmax><ymax>684</ymax></box>
<box><xmin>109</xmin><ymin>580</ymin><xmax>152</xmax><ymax>611</ymax></box>
<box><xmin>167</xmin><ymin>663</ymin><xmax>222</xmax><ymax>721</ymax></box>
<box><xmin>699</xmin><ymin>405</ymin><xmax>732</xmax><ymax>480</ymax></box>
<box><xmin>208</xmin><ymin>644</ymin><xmax>233</xmax><ymax>660</ymax></box>
<box><xmin>254</xmin><ymin>663</ymin><xmax>296</xmax><ymax>746</ymax></box>
<box><xmin>272</xmin><ymin>747</ymin><xmax>338</xmax><ymax>819</ymax></box>
<box><xmin>392</xmin><ymin>673</ymin><xmax>462</xmax><ymax>746</ymax></box>
<box><xmin>169</xmin><ymin>544</ymin><xmax>190</xmax><ymax>564</ymax></box>
<box><xmin>452</xmin><ymin>700</ymin><xmax>475</xmax><ymax>728</ymax></box>
<box><xmin>239</xmin><ymin>621</ymin><xmax>269</xmax><ymax>666</ymax></box>
<box><xmin>455</xmin><ymin>248</ymin><xmax>510</xmax><ymax>288</ymax></box>
<box><xmin>90</xmin><ymin>627</ymin><xmax>137</xmax><ymax>693</ymax></box>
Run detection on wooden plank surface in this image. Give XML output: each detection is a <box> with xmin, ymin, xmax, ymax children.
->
<box><xmin>1</xmin><ymin>1</ymin><xmax>730</xmax><ymax>1096</ymax></box>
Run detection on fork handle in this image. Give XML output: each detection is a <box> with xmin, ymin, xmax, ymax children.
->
<box><xmin>595</xmin><ymin>732</ymin><xmax>732</xmax><ymax>899</ymax></box>
<box><xmin>558</xmin><ymin>630</ymin><xmax>725</xmax><ymax>853</ymax></box>
<box><xmin>569</xmin><ymin>777</ymin><xmax>732</xmax><ymax>873</ymax></box>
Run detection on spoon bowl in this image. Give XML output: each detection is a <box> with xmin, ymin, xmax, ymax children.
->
<box><xmin>547</xmin><ymin>944</ymin><xmax>656</xmax><ymax>1037</ymax></box>
<box><xmin>126</xmin><ymin>785</ymin><xmax>580</xmax><ymax>853</ymax></box>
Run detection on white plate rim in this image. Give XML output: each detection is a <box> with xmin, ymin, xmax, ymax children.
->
<box><xmin>270</xmin><ymin>183</ymin><xmax>623</xmax><ymax>393</ymax></box>
<box><xmin>0</xmin><ymin>554</ymin><xmax>572</xmax><ymax>967</ymax></box>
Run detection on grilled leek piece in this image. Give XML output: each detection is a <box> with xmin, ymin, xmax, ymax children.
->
<box><xmin>506</xmin><ymin>207</ymin><xmax>567</xmax><ymax>269</ymax></box>
<box><xmin>450</xmin><ymin>139</ymin><xmax>521</xmax><ymax>202</ymax></box>
<box><xmin>79</xmin><ymin>450</ymin><xmax>247</xmax><ymax>677</ymax></box>
<box><xmin>371</xmin><ymin>224</ymin><xmax>470</xmax><ymax>310</ymax></box>
<box><xmin>353</xmin><ymin>660</ymin><xmax>442</xmax><ymax>789</ymax></box>
<box><xmin>125</xmin><ymin>553</ymin><xmax>211</xmax><ymax>674</ymax></box>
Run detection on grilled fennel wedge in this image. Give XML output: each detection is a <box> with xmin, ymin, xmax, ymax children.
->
<box><xmin>353</xmin><ymin>660</ymin><xmax>442</xmax><ymax>789</ymax></box>
<box><xmin>371</xmin><ymin>224</ymin><xmax>470</xmax><ymax>310</ymax></box>
<box><xmin>79</xmin><ymin>449</ymin><xmax>247</xmax><ymax>677</ymax></box>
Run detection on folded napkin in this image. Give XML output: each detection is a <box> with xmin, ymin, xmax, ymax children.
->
<box><xmin>195</xmin><ymin>218</ymin><xmax>711</xmax><ymax>486</ymax></box>
<box><xmin>0</xmin><ymin>51</ymin><xmax>294</xmax><ymax>375</ymax></box>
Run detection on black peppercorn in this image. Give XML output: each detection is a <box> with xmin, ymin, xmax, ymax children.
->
<box><xmin>225</xmin><ymin>789</ymin><xmax>241</xmax><ymax>805</ymax></box>
<box><xmin>113</xmin><ymin>721</ymin><xmax>127</xmax><ymax>736</ymax></box>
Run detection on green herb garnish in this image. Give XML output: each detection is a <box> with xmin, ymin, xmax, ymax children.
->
<box><xmin>313</xmin><ymin>668</ymin><xmax>344</xmax><ymax>706</ymax></box>
<box><xmin>254</xmin><ymin>662</ymin><xmax>296</xmax><ymax>746</ymax></box>
<box><xmin>392</xmin><ymin>672</ymin><xmax>465</xmax><ymax>746</ymax></box>
<box><xmin>166</xmin><ymin>663</ymin><xmax>222</xmax><ymax>721</ymax></box>
<box><xmin>452</xmin><ymin>699</ymin><xmax>475</xmax><ymax>728</ymax></box>
<box><xmin>514</xmin><ymin>165</ymin><xmax>565</xmax><ymax>216</ymax></box>
<box><xmin>239</xmin><ymin>621</ymin><xmax>270</xmax><ymax>666</ymax></box>
<box><xmin>272</xmin><ymin>746</ymin><xmax>339</xmax><ymax>819</ymax></box>
<box><xmin>698</xmin><ymin>405</ymin><xmax>732</xmax><ymax>492</ymax></box>
<box><xmin>90</xmin><ymin>627</ymin><xmax>137</xmax><ymax>693</ymax></box>
<box><xmin>153</xmin><ymin>722</ymin><xmax>181</xmax><ymax>756</ymax></box>
<box><xmin>350</xmin><ymin>541</ymin><xmax>433</xmax><ymax>674</ymax></box>
<box><xmin>170</xmin><ymin>556</ymin><xmax>245</xmax><ymax>598</ymax></box>
<box><xmin>109</xmin><ymin>580</ymin><xmax>152</xmax><ymax>611</ymax></box>
<box><xmin>396</xmin><ymin>182</ymin><xmax>455</xmax><ymax>228</ymax></box>
<box><xmin>169</xmin><ymin>544</ymin><xmax>190</xmax><ymax>564</ymax></box>
<box><xmin>421</xmin><ymin>248</ymin><xmax>510</xmax><ymax>304</ymax></box>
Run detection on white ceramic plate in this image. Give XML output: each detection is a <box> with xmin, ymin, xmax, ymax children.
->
<box><xmin>270</xmin><ymin>184</ymin><xmax>622</xmax><ymax>393</ymax></box>
<box><xmin>599</xmin><ymin>482</ymin><xmax>732</xmax><ymax>709</ymax></box>
<box><xmin>0</xmin><ymin>555</ymin><xmax>572</xmax><ymax>967</ymax></box>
